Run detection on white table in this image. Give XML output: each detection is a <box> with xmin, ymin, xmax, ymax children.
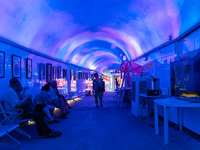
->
<box><xmin>154</xmin><ymin>97</ymin><xmax>200</xmax><ymax>144</ymax></box>
<box><xmin>139</xmin><ymin>94</ymin><xmax>167</xmax><ymax>116</ymax></box>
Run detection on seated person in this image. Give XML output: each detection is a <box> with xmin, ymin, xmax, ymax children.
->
<box><xmin>48</xmin><ymin>82</ymin><xmax>72</xmax><ymax>109</ymax></box>
<box><xmin>48</xmin><ymin>81</ymin><xmax>69</xmax><ymax>118</ymax></box>
<box><xmin>3</xmin><ymin>78</ymin><xmax>62</xmax><ymax>138</ymax></box>
<box><xmin>34</xmin><ymin>84</ymin><xmax>60</xmax><ymax>124</ymax></box>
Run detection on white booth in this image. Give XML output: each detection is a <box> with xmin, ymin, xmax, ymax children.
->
<box><xmin>131</xmin><ymin>77</ymin><xmax>151</xmax><ymax>116</ymax></box>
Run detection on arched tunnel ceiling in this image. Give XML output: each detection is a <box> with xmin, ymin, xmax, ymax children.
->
<box><xmin>0</xmin><ymin>0</ymin><xmax>200</xmax><ymax>72</ymax></box>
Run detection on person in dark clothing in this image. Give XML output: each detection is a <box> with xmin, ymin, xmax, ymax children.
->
<box><xmin>34</xmin><ymin>84</ymin><xmax>60</xmax><ymax>124</ymax></box>
<box><xmin>115</xmin><ymin>78</ymin><xmax>119</xmax><ymax>91</ymax></box>
<box><xmin>3</xmin><ymin>78</ymin><xmax>62</xmax><ymax>138</ymax></box>
<box><xmin>93</xmin><ymin>73</ymin><xmax>104</xmax><ymax>107</ymax></box>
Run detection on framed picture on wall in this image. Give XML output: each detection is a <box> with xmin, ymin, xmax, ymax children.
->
<box><xmin>70</xmin><ymin>69</ymin><xmax>73</xmax><ymax>81</ymax></box>
<box><xmin>86</xmin><ymin>73</ymin><xmax>88</xmax><ymax>80</ymax></box>
<box><xmin>91</xmin><ymin>73</ymin><xmax>94</xmax><ymax>80</ymax></box>
<box><xmin>78</xmin><ymin>71</ymin><xmax>82</xmax><ymax>79</ymax></box>
<box><xmin>75</xmin><ymin>71</ymin><xmax>78</xmax><ymax>80</ymax></box>
<box><xmin>73</xmin><ymin>70</ymin><xmax>76</xmax><ymax>81</ymax></box>
<box><xmin>0</xmin><ymin>51</ymin><xmax>5</xmax><ymax>78</ymax></box>
<box><xmin>53</xmin><ymin>66</ymin><xmax>56</xmax><ymax>79</ymax></box>
<box><xmin>63</xmin><ymin>69</ymin><xmax>67</xmax><ymax>78</ymax></box>
<box><xmin>46</xmin><ymin>63</ymin><xmax>52</xmax><ymax>83</ymax></box>
<box><xmin>26</xmin><ymin>58</ymin><xmax>32</xmax><ymax>79</ymax></box>
<box><xmin>12</xmin><ymin>54</ymin><xmax>21</xmax><ymax>78</ymax></box>
<box><xmin>39</xmin><ymin>63</ymin><xmax>45</xmax><ymax>80</ymax></box>
<box><xmin>57</xmin><ymin>66</ymin><xmax>61</xmax><ymax>79</ymax></box>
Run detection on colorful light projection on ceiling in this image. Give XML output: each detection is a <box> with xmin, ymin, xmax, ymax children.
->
<box><xmin>0</xmin><ymin>0</ymin><xmax>200</xmax><ymax>72</ymax></box>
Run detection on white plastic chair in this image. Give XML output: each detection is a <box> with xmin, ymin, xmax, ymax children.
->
<box><xmin>0</xmin><ymin>100</ymin><xmax>32</xmax><ymax>148</ymax></box>
<box><xmin>0</xmin><ymin>100</ymin><xmax>33</xmax><ymax>125</ymax></box>
<box><xmin>0</xmin><ymin>111</ymin><xmax>26</xmax><ymax>149</ymax></box>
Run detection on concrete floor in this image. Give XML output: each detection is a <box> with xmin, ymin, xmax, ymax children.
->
<box><xmin>1</xmin><ymin>92</ymin><xmax>200</xmax><ymax>150</ymax></box>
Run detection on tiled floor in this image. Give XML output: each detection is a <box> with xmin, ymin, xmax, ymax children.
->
<box><xmin>1</xmin><ymin>92</ymin><xmax>200</xmax><ymax>150</ymax></box>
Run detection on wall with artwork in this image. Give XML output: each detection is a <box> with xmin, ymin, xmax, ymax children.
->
<box><xmin>68</xmin><ymin>64</ymin><xmax>92</xmax><ymax>96</ymax></box>
<box><xmin>0</xmin><ymin>38</ymin><xmax>92</xmax><ymax>99</ymax></box>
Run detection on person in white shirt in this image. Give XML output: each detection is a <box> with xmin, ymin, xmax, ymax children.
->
<box><xmin>3</xmin><ymin>78</ymin><xmax>62</xmax><ymax>138</ymax></box>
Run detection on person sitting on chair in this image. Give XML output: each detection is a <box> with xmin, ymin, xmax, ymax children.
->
<box><xmin>48</xmin><ymin>81</ymin><xmax>69</xmax><ymax>118</ymax></box>
<box><xmin>3</xmin><ymin>78</ymin><xmax>62</xmax><ymax>138</ymax></box>
<box><xmin>34</xmin><ymin>84</ymin><xmax>60</xmax><ymax>124</ymax></box>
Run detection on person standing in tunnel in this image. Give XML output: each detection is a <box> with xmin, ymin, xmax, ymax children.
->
<box><xmin>115</xmin><ymin>78</ymin><xmax>119</xmax><ymax>91</ymax></box>
<box><xmin>93</xmin><ymin>73</ymin><xmax>104</xmax><ymax>107</ymax></box>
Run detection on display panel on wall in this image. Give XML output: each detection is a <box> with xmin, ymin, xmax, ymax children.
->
<box><xmin>0</xmin><ymin>51</ymin><xmax>5</xmax><ymax>78</ymax></box>
<box><xmin>12</xmin><ymin>54</ymin><xmax>21</xmax><ymax>78</ymax></box>
<box><xmin>53</xmin><ymin>66</ymin><xmax>56</xmax><ymax>80</ymax></box>
<box><xmin>57</xmin><ymin>66</ymin><xmax>61</xmax><ymax>79</ymax></box>
<box><xmin>26</xmin><ymin>58</ymin><xmax>32</xmax><ymax>79</ymax></box>
<box><xmin>46</xmin><ymin>63</ymin><xmax>52</xmax><ymax>83</ymax></box>
<box><xmin>63</xmin><ymin>69</ymin><xmax>67</xmax><ymax>78</ymax></box>
<box><xmin>171</xmin><ymin>49</ymin><xmax>200</xmax><ymax>96</ymax></box>
<box><xmin>39</xmin><ymin>63</ymin><xmax>45</xmax><ymax>80</ymax></box>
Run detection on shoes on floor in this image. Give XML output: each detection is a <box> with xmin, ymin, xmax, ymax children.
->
<box><xmin>101</xmin><ymin>103</ymin><xmax>103</xmax><ymax>107</ymax></box>
<box><xmin>63</xmin><ymin>113</ymin><xmax>68</xmax><ymax>116</ymax></box>
<box><xmin>47</xmin><ymin>119</ymin><xmax>60</xmax><ymax>124</ymax></box>
<box><xmin>68</xmin><ymin>106</ymin><xmax>72</xmax><ymax>109</ymax></box>
<box><xmin>44</xmin><ymin>131</ymin><xmax>62</xmax><ymax>138</ymax></box>
<box><xmin>96</xmin><ymin>105</ymin><xmax>98</xmax><ymax>108</ymax></box>
<box><xmin>59</xmin><ymin>115</ymin><xmax>68</xmax><ymax>119</ymax></box>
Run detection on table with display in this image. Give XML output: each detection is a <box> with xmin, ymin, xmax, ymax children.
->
<box><xmin>139</xmin><ymin>94</ymin><xmax>168</xmax><ymax>116</ymax></box>
<box><xmin>154</xmin><ymin>97</ymin><xmax>200</xmax><ymax>144</ymax></box>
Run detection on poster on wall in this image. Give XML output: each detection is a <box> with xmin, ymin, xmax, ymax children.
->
<box><xmin>26</xmin><ymin>58</ymin><xmax>32</xmax><ymax>79</ymax></box>
<box><xmin>46</xmin><ymin>63</ymin><xmax>52</xmax><ymax>83</ymax></box>
<box><xmin>57</xmin><ymin>66</ymin><xmax>61</xmax><ymax>79</ymax></box>
<box><xmin>12</xmin><ymin>54</ymin><xmax>21</xmax><ymax>78</ymax></box>
<box><xmin>53</xmin><ymin>66</ymin><xmax>56</xmax><ymax>79</ymax></box>
<box><xmin>0</xmin><ymin>51</ymin><xmax>5</xmax><ymax>78</ymax></box>
<box><xmin>39</xmin><ymin>63</ymin><xmax>45</xmax><ymax>80</ymax></box>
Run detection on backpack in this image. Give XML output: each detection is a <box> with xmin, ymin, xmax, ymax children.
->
<box><xmin>95</xmin><ymin>80</ymin><xmax>104</xmax><ymax>92</ymax></box>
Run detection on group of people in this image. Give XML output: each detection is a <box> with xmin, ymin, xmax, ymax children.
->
<box><xmin>34</xmin><ymin>81</ymin><xmax>71</xmax><ymax>123</ymax></box>
<box><xmin>3</xmin><ymin>78</ymin><xmax>72</xmax><ymax>138</ymax></box>
<box><xmin>2</xmin><ymin>73</ymin><xmax>106</xmax><ymax>138</ymax></box>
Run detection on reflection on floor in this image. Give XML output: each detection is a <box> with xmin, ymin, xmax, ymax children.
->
<box><xmin>1</xmin><ymin>92</ymin><xmax>200</xmax><ymax>150</ymax></box>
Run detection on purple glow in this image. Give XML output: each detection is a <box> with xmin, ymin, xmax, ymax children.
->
<box><xmin>0</xmin><ymin>0</ymin><xmax>200</xmax><ymax>71</ymax></box>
